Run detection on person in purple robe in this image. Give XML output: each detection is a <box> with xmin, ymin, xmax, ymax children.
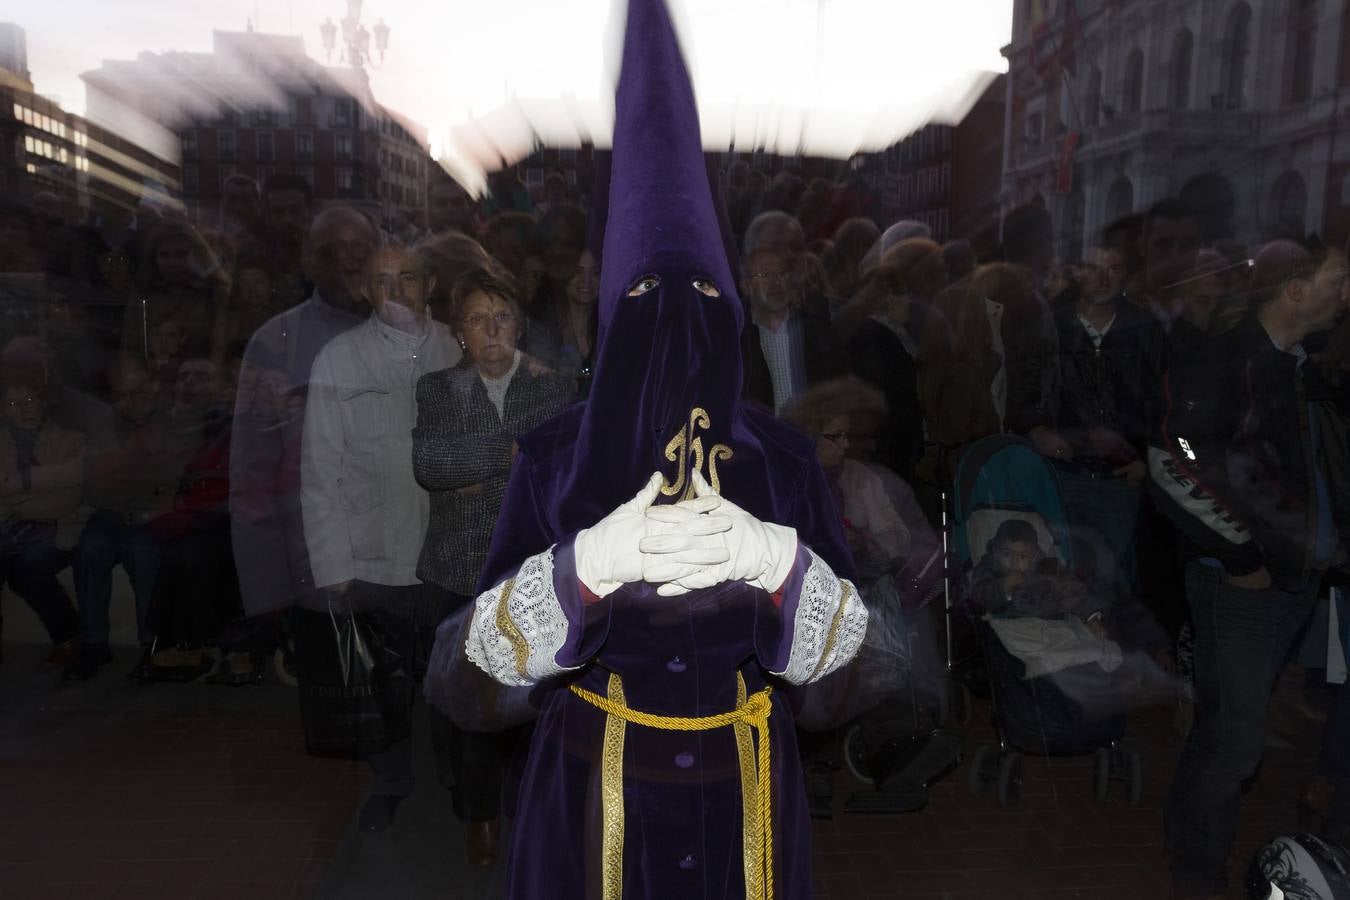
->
<box><xmin>424</xmin><ymin>0</ymin><xmax>867</xmax><ymax>896</ymax></box>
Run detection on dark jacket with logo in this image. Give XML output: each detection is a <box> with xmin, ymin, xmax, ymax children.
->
<box><xmin>1148</xmin><ymin>315</ymin><xmax>1348</xmax><ymax>580</ymax></box>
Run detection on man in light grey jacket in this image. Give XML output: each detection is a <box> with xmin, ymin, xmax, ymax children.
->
<box><xmin>300</xmin><ymin>241</ymin><xmax>460</xmax><ymax>831</ymax></box>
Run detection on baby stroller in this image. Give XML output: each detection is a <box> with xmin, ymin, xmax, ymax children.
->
<box><xmin>951</xmin><ymin>436</ymin><xmax>1143</xmax><ymax>807</ymax></box>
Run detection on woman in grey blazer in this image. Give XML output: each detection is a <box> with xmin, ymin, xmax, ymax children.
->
<box><xmin>412</xmin><ymin>261</ymin><xmax>571</xmax><ymax>867</ymax></box>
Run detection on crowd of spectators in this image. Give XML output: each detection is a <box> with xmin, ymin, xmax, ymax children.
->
<box><xmin>2</xmin><ymin>155</ymin><xmax>1347</xmax><ymax>887</ymax></box>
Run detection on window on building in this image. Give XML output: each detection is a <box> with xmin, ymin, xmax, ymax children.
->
<box><xmin>1122</xmin><ymin>49</ymin><xmax>1145</xmax><ymax>114</ymax></box>
<box><xmin>293</xmin><ymin>98</ymin><xmax>312</xmax><ymax>125</ymax></box>
<box><xmin>1025</xmin><ymin>110</ymin><xmax>1044</xmax><ymax>146</ymax></box>
<box><xmin>183</xmin><ymin>166</ymin><xmax>199</xmax><ymax>194</ymax></box>
<box><xmin>295</xmin><ymin>132</ymin><xmax>313</xmax><ymax>161</ymax></box>
<box><xmin>181</xmin><ymin>131</ymin><xmax>197</xmax><ymax>158</ymax></box>
<box><xmin>1085</xmin><ymin>67</ymin><xmax>1103</xmax><ymax>126</ymax></box>
<box><xmin>336</xmin><ymin>132</ymin><xmax>352</xmax><ymax>160</ymax></box>
<box><xmin>59</xmin><ymin>147</ymin><xmax>68</xmax><ymax>164</ymax></box>
<box><xmin>336</xmin><ymin>167</ymin><xmax>353</xmax><ymax>191</ymax></box>
<box><xmin>941</xmin><ymin>161</ymin><xmax>951</xmax><ymax>193</ymax></box>
<box><xmin>1169</xmin><ymin>29</ymin><xmax>1194</xmax><ymax>109</ymax></box>
<box><xmin>257</xmin><ymin>132</ymin><xmax>274</xmax><ymax>162</ymax></box>
<box><xmin>1222</xmin><ymin>4</ymin><xmax>1252</xmax><ymax>109</ymax></box>
<box><xmin>219</xmin><ymin>164</ymin><xmax>236</xmax><ymax>188</ymax></box>
<box><xmin>22</xmin><ymin>107</ymin><xmax>32</xmax><ymax>125</ymax></box>
<box><xmin>526</xmin><ymin>167</ymin><xmax>544</xmax><ymax>186</ymax></box>
<box><xmin>938</xmin><ymin>208</ymin><xmax>949</xmax><ymax>241</ymax></box>
<box><xmin>23</xmin><ymin>135</ymin><xmax>34</xmax><ymax>154</ymax></box>
<box><xmin>12</xmin><ymin>103</ymin><xmax>20</xmax><ymax>120</ymax></box>
<box><xmin>559</xmin><ymin>148</ymin><xmax>577</xmax><ymax>164</ymax></box>
<box><xmin>334</xmin><ymin>99</ymin><xmax>352</xmax><ymax>127</ymax></box>
<box><xmin>218</xmin><ymin>130</ymin><xmax>236</xmax><ymax>160</ymax></box>
<box><xmin>1286</xmin><ymin>0</ymin><xmax>1318</xmax><ymax>104</ymax></box>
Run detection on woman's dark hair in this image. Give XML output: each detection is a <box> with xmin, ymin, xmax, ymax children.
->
<box><xmin>482</xmin><ymin>211</ymin><xmax>542</xmax><ymax>272</ymax></box>
<box><xmin>136</xmin><ymin>221</ymin><xmax>223</xmax><ymax>292</ymax></box>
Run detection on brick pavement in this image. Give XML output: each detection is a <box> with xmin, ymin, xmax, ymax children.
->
<box><xmin>0</xmin><ymin>641</ymin><xmax>1330</xmax><ymax>900</ymax></box>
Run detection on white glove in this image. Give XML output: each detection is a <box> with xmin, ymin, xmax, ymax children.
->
<box><xmin>643</xmin><ymin>470</ymin><xmax>798</xmax><ymax>597</ymax></box>
<box><xmin>574</xmin><ymin>471</ymin><xmax>731</xmax><ymax>597</ymax></box>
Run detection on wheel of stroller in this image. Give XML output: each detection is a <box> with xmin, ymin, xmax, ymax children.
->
<box><xmin>843</xmin><ymin>723</ymin><xmax>873</xmax><ymax>784</ymax></box>
<box><xmin>1127</xmin><ymin>749</ymin><xmax>1143</xmax><ymax>806</ymax></box>
<box><xmin>1093</xmin><ymin>747</ymin><xmax>1111</xmax><ymax>801</ymax></box>
<box><xmin>968</xmin><ymin>744</ymin><xmax>995</xmax><ymax>796</ymax></box>
<box><xmin>273</xmin><ymin>644</ymin><xmax>299</xmax><ymax>688</ymax></box>
<box><xmin>996</xmin><ymin>752</ymin><xmax>1023</xmax><ymax>807</ymax></box>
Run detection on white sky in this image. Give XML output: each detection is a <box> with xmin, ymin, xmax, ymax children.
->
<box><xmin>15</xmin><ymin>0</ymin><xmax>1013</xmax><ymax>183</ymax></box>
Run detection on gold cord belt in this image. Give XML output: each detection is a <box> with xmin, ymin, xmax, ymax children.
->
<box><xmin>569</xmin><ymin>672</ymin><xmax>775</xmax><ymax>900</ymax></box>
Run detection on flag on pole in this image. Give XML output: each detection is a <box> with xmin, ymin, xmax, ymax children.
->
<box><xmin>1031</xmin><ymin>0</ymin><xmax>1082</xmax><ymax>78</ymax></box>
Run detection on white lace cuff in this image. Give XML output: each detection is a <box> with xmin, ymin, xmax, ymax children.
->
<box><xmin>771</xmin><ymin>547</ymin><xmax>868</xmax><ymax>685</ymax></box>
<box><xmin>465</xmin><ymin>546</ymin><xmax>579</xmax><ymax>687</ymax></box>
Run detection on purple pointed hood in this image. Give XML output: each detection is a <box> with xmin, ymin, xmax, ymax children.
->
<box><xmin>479</xmin><ymin>0</ymin><xmax>854</xmax><ymax>591</ymax></box>
<box><xmin>541</xmin><ymin>0</ymin><xmax>759</xmax><ymax>526</ymax></box>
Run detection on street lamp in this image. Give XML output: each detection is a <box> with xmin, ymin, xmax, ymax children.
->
<box><xmin>321</xmin><ymin>0</ymin><xmax>388</xmax><ymax>69</ymax></box>
<box><xmin>372</xmin><ymin>19</ymin><xmax>390</xmax><ymax>58</ymax></box>
<box><xmin>319</xmin><ymin>17</ymin><xmax>337</xmax><ymax>62</ymax></box>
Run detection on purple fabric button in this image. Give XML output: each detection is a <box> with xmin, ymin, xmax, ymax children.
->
<box><xmin>666</xmin><ymin>657</ymin><xmax>687</xmax><ymax>673</ymax></box>
<box><xmin>674</xmin><ymin>751</ymin><xmax>694</xmax><ymax>769</ymax></box>
<box><xmin>678</xmin><ymin>854</ymin><xmax>697</xmax><ymax>870</ymax></box>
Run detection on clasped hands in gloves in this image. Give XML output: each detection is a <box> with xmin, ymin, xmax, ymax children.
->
<box><xmin>573</xmin><ymin>470</ymin><xmax>797</xmax><ymax>598</ymax></box>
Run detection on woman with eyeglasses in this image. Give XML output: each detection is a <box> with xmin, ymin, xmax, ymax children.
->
<box><xmin>411</xmin><ymin>262</ymin><xmax>571</xmax><ymax>867</ymax></box>
<box><xmin>781</xmin><ymin>377</ymin><xmax>955</xmax><ymax>813</ymax></box>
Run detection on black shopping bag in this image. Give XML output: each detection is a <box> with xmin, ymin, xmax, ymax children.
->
<box><xmin>297</xmin><ymin>599</ymin><xmax>414</xmax><ymax>758</ymax></box>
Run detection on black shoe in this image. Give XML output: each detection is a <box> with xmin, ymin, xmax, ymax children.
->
<box><xmin>125</xmin><ymin>646</ymin><xmax>155</xmax><ymax>684</ymax></box>
<box><xmin>358</xmin><ymin>794</ymin><xmax>405</xmax><ymax>832</ymax></box>
<box><xmin>869</xmin><ymin>730</ymin><xmax>963</xmax><ymax>794</ymax></box>
<box><xmin>62</xmin><ymin>643</ymin><xmax>113</xmax><ymax>682</ymax></box>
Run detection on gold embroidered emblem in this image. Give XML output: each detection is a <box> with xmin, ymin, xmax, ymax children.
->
<box><xmin>661</xmin><ymin>407</ymin><xmax>734</xmax><ymax>500</ymax></box>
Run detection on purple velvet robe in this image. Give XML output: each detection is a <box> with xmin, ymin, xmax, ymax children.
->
<box><xmin>424</xmin><ymin>0</ymin><xmax>866</xmax><ymax>895</ymax></box>
<box><xmin>455</xmin><ymin>437</ymin><xmax>859</xmax><ymax>900</ymax></box>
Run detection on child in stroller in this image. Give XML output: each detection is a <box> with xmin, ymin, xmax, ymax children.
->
<box><xmin>955</xmin><ymin>437</ymin><xmax>1171</xmax><ymax>806</ymax></box>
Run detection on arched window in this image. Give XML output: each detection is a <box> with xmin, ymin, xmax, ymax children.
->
<box><xmin>1222</xmin><ymin>3</ymin><xmax>1252</xmax><ymax>109</ymax></box>
<box><xmin>1122</xmin><ymin>50</ymin><xmax>1144</xmax><ymax>115</ymax></box>
<box><xmin>1085</xmin><ymin>66</ymin><xmax>1103</xmax><ymax>126</ymax></box>
<box><xmin>1271</xmin><ymin>172</ymin><xmax>1308</xmax><ymax>237</ymax></box>
<box><xmin>1170</xmin><ymin>30</ymin><xmax>1194</xmax><ymax>109</ymax></box>
<box><xmin>1285</xmin><ymin>0</ymin><xmax>1318</xmax><ymax>104</ymax></box>
<box><xmin>1106</xmin><ymin>176</ymin><xmax>1134</xmax><ymax>221</ymax></box>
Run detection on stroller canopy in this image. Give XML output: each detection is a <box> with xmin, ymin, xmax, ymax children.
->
<box><xmin>951</xmin><ymin>436</ymin><xmax>1072</xmax><ymax>569</ymax></box>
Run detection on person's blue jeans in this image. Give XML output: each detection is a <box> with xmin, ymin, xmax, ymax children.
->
<box><xmin>1164</xmin><ymin>562</ymin><xmax>1320</xmax><ymax>896</ymax></box>
<box><xmin>73</xmin><ymin>510</ymin><xmax>161</xmax><ymax>647</ymax></box>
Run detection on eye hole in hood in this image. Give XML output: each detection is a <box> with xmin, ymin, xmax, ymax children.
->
<box><xmin>626</xmin><ymin>274</ymin><xmax>660</xmax><ymax>297</ymax></box>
